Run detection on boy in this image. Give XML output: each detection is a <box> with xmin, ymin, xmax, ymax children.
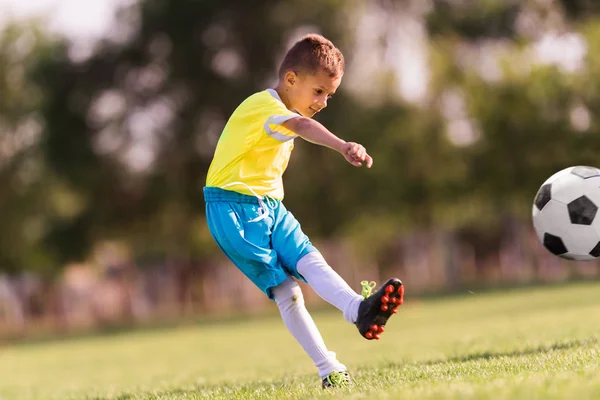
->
<box><xmin>203</xmin><ymin>34</ymin><xmax>404</xmax><ymax>388</ymax></box>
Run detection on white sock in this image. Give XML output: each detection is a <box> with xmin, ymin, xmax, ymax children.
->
<box><xmin>296</xmin><ymin>252</ymin><xmax>363</xmax><ymax>324</ymax></box>
<box><xmin>272</xmin><ymin>277</ymin><xmax>346</xmax><ymax>378</ymax></box>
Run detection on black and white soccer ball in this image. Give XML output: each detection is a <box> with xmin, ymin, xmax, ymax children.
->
<box><xmin>532</xmin><ymin>166</ymin><xmax>600</xmax><ymax>261</ymax></box>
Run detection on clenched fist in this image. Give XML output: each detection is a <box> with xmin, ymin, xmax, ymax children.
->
<box><xmin>340</xmin><ymin>142</ymin><xmax>373</xmax><ymax>168</ymax></box>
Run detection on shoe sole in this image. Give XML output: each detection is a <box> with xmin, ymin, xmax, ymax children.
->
<box><xmin>363</xmin><ymin>279</ymin><xmax>404</xmax><ymax>340</ymax></box>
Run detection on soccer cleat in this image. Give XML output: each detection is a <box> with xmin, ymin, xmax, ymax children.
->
<box><xmin>355</xmin><ymin>278</ymin><xmax>404</xmax><ymax>340</ymax></box>
<box><xmin>321</xmin><ymin>371</ymin><xmax>352</xmax><ymax>388</ymax></box>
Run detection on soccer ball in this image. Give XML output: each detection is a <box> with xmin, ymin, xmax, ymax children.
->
<box><xmin>532</xmin><ymin>166</ymin><xmax>600</xmax><ymax>261</ymax></box>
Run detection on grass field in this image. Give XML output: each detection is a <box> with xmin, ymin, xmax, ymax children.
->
<box><xmin>1</xmin><ymin>281</ymin><xmax>600</xmax><ymax>400</ymax></box>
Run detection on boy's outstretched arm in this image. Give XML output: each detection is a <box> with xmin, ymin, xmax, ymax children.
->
<box><xmin>283</xmin><ymin>116</ymin><xmax>373</xmax><ymax>168</ymax></box>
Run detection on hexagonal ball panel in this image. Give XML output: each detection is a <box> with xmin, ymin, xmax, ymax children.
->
<box><xmin>568</xmin><ymin>195</ymin><xmax>598</xmax><ymax>225</ymax></box>
<box><xmin>543</xmin><ymin>233</ymin><xmax>568</xmax><ymax>255</ymax></box>
<box><xmin>534</xmin><ymin>184</ymin><xmax>552</xmax><ymax>210</ymax></box>
<box><xmin>571</xmin><ymin>166</ymin><xmax>600</xmax><ymax>179</ymax></box>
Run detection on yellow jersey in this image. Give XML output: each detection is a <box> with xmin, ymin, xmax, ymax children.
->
<box><xmin>206</xmin><ymin>89</ymin><xmax>300</xmax><ymax>200</ymax></box>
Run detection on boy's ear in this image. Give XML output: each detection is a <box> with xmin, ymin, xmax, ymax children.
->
<box><xmin>284</xmin><ymin>71</ymin><xmax>298</xmax><ymax>88</ymax></box>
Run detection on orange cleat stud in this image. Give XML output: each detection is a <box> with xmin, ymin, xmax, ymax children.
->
<box><xmin>370</xmin><ymin>324</ymin><xmax>379</xmax><ymax>332</ymax></box>
<box><xmin>365</xmin><ymin>331</ymin><xmax>373</xmax><ymax>339</ymax></box>
<box><xmin>381</xmin><ymin>304</ymin><xmax>389</xmax><ymax>311</ymax></box>
<box><xmin>381</xmin><ymin>296</ymin><xmax>389</xmax><ymax>304</ymax></box>
<box><xmin>385</xmin><ymin>285</ymin><xmax>394</xmax><ymax>293</ymax></box>
<box><xmin>374</xmin><ymin>333</ymin><xmax>381</xmax><ymax>340</ymax></box>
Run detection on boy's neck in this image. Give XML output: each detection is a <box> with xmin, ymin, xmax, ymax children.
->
<box><xmin>273</xmin><ymin>84</ymin><xmax>293</xmax><ymax>111</ymax></box>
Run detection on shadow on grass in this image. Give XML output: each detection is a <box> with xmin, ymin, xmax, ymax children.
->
<box><xmin>92</xmin><ymin>383</ymin><xmax>304</xmax><ymax>400</ymax></box>
<box><xmin>418</xmin><ymin>335</ymin><xmax>600</xmax><ymax>366</ymax></box>
<box><xmin>86</xmin><ymin>388</ymin><xmax>200</xmax><ymax>400</ymax></box>
<box><xmin>88</xmin><ymin>389</ymin><xmax>201</xmax><ymax>400</ymax></box>
<box><xmin>91</xmin><ymin>336</ymin><xmax>600</xmax><ymax>400</ymax></box>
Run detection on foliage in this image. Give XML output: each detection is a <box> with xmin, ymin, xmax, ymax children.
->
<box><xmin>2</xmin><ymin>0</ymin><xmax>600</xmax><ymax>272</ymax></box>
<box><xmin>0</xmin><ymin>24</ymin><xmax>59</xmax><ymax>274</ymax></box>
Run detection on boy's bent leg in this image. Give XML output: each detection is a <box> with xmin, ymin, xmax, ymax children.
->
<box><xmin>272</xmin><ymin>277</ymin><xmax>347</xmax><ymax>378</ymax></box>
<box><xmin>269</xmin><ymin>205</ymin><xmax>363</xmax><ymax>323</ymax></box>
<box><xmin>296</xmin><ymin>252</ymin><xmax>363</xmax><ymax>324</ymax></box>
<box><xmin>297</xmin><ymin>253</ymin><xmax>405</xmax><ymax>341</ymax></box>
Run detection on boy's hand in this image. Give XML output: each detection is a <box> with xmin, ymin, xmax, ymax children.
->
<box><xmin>341</xmin><ymin>142</ymin><xmax>373</xmax><ymax>168</ymax></box>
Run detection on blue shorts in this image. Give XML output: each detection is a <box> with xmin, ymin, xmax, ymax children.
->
<box><xmin>203</xmin><ymin>187</ymin><xmax>317</xmax><ymax>299</ymax></box>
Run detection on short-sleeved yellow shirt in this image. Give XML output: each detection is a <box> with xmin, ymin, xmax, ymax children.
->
<box><xmin>206</xmin><ymin>89</ymin><xmax>300</xmax><ymax>200</ymax></box>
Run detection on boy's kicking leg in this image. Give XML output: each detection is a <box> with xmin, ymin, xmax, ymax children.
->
<box><xmin>297</xmin><ymin>251</ymin><xmax>404</xmax><ymax>340</ymax></box>
<box><xmin>270</xmin><ymin>202</ymin><xmax>405</xmax><ymax>341</ymax></box>
<box><xmin>296</xmin><ymin>252</ymin><xmax>363</xmax><ymax>324</ymax></box>
<box><xmin>271</xmin><ymin>277</ymin><xmax>351</xmax><ymax>387</ymax></box>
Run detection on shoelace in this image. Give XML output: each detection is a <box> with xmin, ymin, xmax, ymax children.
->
<box><xmin>326</xmin><ymin>371</ymin><xmax>350</xmax><ymax>387</ymax></box>
<box><xmin>221</xmin><ymin>181</ymin><xmax>276</xmax><ymax>223</ymax></box>
<box><xmin>360</xmin><ymin>280</ymin><xmax>376</xmax><ymax>299</ymax></box>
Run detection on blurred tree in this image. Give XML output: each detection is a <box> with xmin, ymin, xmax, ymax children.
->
<box><xmin>414</xmin><ymin>0</ymin><xmax>600</xmax><ymax>269</ymax></box>
<box><xmin>20</xmin><ymin>0</ymin><xmax>600</xmax><ymax>275</ymax></box>
<box><xmin>32</xmin><ymin>0</ymin><xmax>356</xmax><ymax>268</ymax></box>
<box><xmin>427</xmin><ymin>0</ymin><xmax>521</xmax><ymax>39</ymax></box>
<box><xmin>558</xmin><ymin>0</ymin><xmax>600</xmax><ymax>21</ymax></box>
<box><xmin>0</xmin><ymin>24</ymin><xmax>61</xmax><ymax>275</ymax></box>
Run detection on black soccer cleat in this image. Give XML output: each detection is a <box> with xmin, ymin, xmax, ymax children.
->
<box><xmin>355</xmin><ymin>278</ymin><xmax>404</xmax><ymax>340</ymax></box>
<box><xmin>322</xmin><ymin>371</ymin><xmax>352</xmax><ymax>388</ymax></box>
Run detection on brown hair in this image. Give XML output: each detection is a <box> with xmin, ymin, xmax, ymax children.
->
<box><xmin>278</xmin><ymin>34</ymin><xmax>344</xmax><ymax>78</ymax></box>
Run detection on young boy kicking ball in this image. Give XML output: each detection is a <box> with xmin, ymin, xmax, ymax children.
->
<box><xmin>204</xmin><ymin>34</ymin><xmax>404</xmax><ymax>388</ymax></box>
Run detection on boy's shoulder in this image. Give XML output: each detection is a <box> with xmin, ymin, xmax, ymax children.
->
<box><xmin>236</xmin><ymin>89</ymin><xmax>287</xmax><ymax>111</ymax></box>
<box><xmin>229</xmin><ymin>89</ymin><xmax>294</xmax><ymax>123</ymax></box>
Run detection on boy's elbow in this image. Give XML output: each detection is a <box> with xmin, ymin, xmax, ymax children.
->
<box><xmin>284</xmin><ymin>116</ymin><xmax>312</xmax><ymax>135</ymax></box>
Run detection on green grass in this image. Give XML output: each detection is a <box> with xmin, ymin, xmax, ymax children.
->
<box><xmin>1</xmin><ymin>281</ymin><xmax>600</xmax><ymax>399</ymax></box>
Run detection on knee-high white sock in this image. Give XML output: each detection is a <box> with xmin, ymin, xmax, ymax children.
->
<box><xmin>272</xmin><ymin>277</ymin><xmax>346</xmax><ymax>378</ymax></box>
<box><xmin>296</xmin><ymin>252</ymin><xmax>363</xmax><ymax>324</ymax></box>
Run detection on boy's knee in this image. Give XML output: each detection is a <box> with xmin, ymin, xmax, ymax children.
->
<box><xmin>273</xmin><ymin>277</ymin><xmax>304</xmax><ymax>310</ymax></box>
<box><xmin>297</xmin><ymin>251</ymin><xmax>328</xmax><ymax>273</ymax></box>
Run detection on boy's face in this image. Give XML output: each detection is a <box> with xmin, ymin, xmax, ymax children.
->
<box><xmin>284</xmin><ymin>69</ymin><xmax>342</xmax><ymax>118</ymax></box>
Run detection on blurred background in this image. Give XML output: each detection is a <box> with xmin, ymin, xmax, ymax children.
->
<box><xmin>1</xmin><ymin>0</ymin><xmax>600</xmax><ymax>341</ymax></box>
